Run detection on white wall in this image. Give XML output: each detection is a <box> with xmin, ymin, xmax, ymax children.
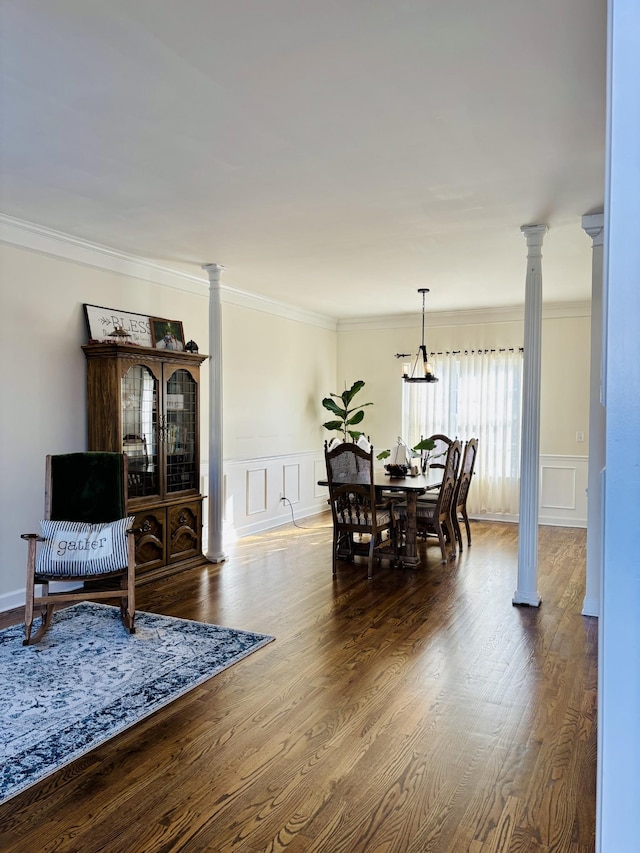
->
<box><xmin>540</xmin><ymin>314</ymin><xmax>592</xmax><ymax>455</ymax></box>
<box><xmin>0</xmin><ymin>226</ymin><xmax>336</xmax><ymax>610</ymax></box>
<box><xmin>215</xmin><ymin>296</ymin><xmax>337</xmax><ymax>540</ymax></box>
<box><xmin>222</xmin><ymin>300</ymin><xmax>336</xmax><ymax>458</ymax></box>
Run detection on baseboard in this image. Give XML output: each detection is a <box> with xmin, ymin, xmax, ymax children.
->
<box><xmin>469</xmin><ymin>512</ymin><xmax>586</xmax><ymax>529</ymax></box>
<box><xmin>0</xmin><ymin>604</ymin><xmax>25</xmax><ymax>629</ymax></box>
<box><xmin>471</xmin><ymin>512</ymin><xmax>518</xmax><ymax>524</ymax></box>
<box><xmin>582</xmin><ymin>596</ymin><xmax>600</xmax><ymax>617</ymax></box>
<box><xmin>0</xmin><ymin>589</ymin><xmax>26</xmax><ymax>614</ymax></box>
<box><xmin>0</xmin><ymin>582</ymin><xmax>83</xmax><ymax>617</ymax></box>
<box><xmin>228</xmin><ymin>505</ymin><xmax>327</xmax><ymax>539</ymax></box>
<box><xmin>539</xmin><ymin>516</ymin><xmax>587</xmax><ymax>528</ymax></box>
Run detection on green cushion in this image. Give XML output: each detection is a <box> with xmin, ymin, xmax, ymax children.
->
<box><xmin>50</xmin><ymin>453</ymin><xmax>125</xmax><ymax>523</ymax></box>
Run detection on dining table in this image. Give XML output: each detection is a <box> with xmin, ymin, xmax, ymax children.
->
<box><xmin>317</xmin><ymin>469</ymin><xmax>441</xmax><ymax>568</ymax></box>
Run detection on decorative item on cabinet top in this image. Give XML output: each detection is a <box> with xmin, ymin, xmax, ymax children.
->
<box><xmin>84</xmin><ymin>304</ymin><xmax>153</xmax><ymax>347</ymax></box>
<box><xmin>84</xmin><ymin>305</ymin><xmax>195</xmax><ymax>356</ymax></box>
<box><xmin>149</xmin><ymin>317</ymin><xmax>185</xmax><ymax>352</ymax></box>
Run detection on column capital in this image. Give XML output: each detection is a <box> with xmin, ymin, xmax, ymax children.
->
<box><xmin>201</xmin><ymin>263</ymin><xmax>226</xmax><ymax>284</ymax></box>
<box><xmin>520</xmin><ymin>224</ymin><xmax>549</xmax><ymax>249</ymax></box>
<box><xmin>582</xmin><ymin>213</ymin><xmax>605</xmax><ymax>247</ymax></box>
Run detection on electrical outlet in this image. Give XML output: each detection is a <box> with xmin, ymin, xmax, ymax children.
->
<box><xmin>279</xmin><ymin>493</ymin><xmax>286</xmax><ymax>503</ymax></box>
<box><xmin>576</xmin><ymin>431</ymin><xmax>585</xmax><ymax>443</ymax></box>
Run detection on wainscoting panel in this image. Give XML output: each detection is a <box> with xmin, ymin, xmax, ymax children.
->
<box><xmin>451</xmin><ymin>454</ymin><xmax>588</xmax><ymax>528</ymax></box>
<box><xmin>314</xmin><ymin>458</ymin><xmax>328</xmax><ymax>498</ymax></box>
<box><xmin>539</xmin><ymin>454</ymin><xmax>587</xmax><ymax>527</ymax></box>
<box><xmin>202</xmin><ymin>451</ymin><xmax>587</xmax><ymax>547</ymax></box>
<box><xmin>203</xmin><ymin>451</ymin><xmax>328</xmax><ymax>540</ymax></box>
<box><xmin>283</xmin><ymin>463</ymin><xmax>300</xmax><ymax>504</ymax></box>
<box><xmin>246</xmin><ymin>467</ymin><xmax>268</xmax><ymax>516</ymax></box>
<box><xmin>541</xmin><ymin>465</ymin><xmax>576</xmax><ymax>509</ymax></box>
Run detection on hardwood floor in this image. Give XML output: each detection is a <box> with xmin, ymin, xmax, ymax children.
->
<box><xmin>0</xmin><ymin>519</ymin><xmax>597</xmax><ymax>852</ymax></box>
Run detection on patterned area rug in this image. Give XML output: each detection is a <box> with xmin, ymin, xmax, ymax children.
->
<box><xmin>0</xmin><ymin>602</ymin><xmax>274</xmax><ymax>805</ymax></box>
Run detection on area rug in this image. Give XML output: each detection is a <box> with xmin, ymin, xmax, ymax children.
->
<box><xmin>0</xmin><ymin>602</ymin><xmax>274</xmax><ymax>805</ymax></box>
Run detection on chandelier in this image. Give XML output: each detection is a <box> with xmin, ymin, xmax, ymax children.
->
<box><xmin>401</xmin><ymin>288</ymin><xmax>438</xmax><ymax>383</ymax></box>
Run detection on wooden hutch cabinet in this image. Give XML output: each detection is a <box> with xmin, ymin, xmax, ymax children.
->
<box><xmin>82</xmin><ymin>342</ymin><xmax>207</xmax><ymax>580</ymax></box>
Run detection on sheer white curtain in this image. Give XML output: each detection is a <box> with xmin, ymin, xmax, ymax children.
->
<box><xmin>402</xmin><ymin>349</ymin><xmax>523</xmax><ymax>514</ymax></box>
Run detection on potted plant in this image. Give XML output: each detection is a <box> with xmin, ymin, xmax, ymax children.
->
<box><xmin>322</xmin><ymin>380</ymin><xmax>372</xmax><ymax>442</ymax></box>
<box><xmin>376</xmin><ymin>436</ymin><xmax>437</xmax><ymax>476</ymax></box>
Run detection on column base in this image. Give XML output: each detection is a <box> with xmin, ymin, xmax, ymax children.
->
<box><xmin>512</xmin><ymin>590</ymin><xmax>541</xmax><ymax>607</ymax></box>
<box><xmin>205</xmin><ymin>550</ymin><xmax>227</xmax><ymax>563</ymax></box>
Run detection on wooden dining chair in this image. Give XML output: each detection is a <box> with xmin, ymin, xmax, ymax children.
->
<box><xmin>421</xmin><ymin>438</ymin><xmax>461</xmax><ymax>558</ymax></box>
<box><xmin>415</xmin><ymin>435</ymin><xmax>461</xmax><ymax>506</ymax></box>
<box><xmin>21</xmin><ymin>452</ymin><xmax>136</xmax><ymax>645</ymax></box>
<box><xmin>452</xmin><ymin>438</ymin><xmax>478</xmax><ymax>551</ymax></box>
<box><xmin>396</xmin><ymin>439</ymin><xmax>461</xmax><ymax>562</ymax></box>
<box><xmin>324</xmin><ymin>441</ymin><xmax>397</xmax><ymax>579</ymax></box>
<box><xmin>421</xmin><ymin>433</ymin><xmax>453</xmax><ymax>473</ymax></box>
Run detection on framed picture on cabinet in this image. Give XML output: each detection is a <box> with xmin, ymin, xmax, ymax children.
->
<box><xmin>83</xmin><ymin>304</ymin><xmax>153</xmax><ymax>346</ymax></box>
<box><xmin>150</xmin><ymin>317</ymin><xmax>185</xmax><ymax>352</ymax></box>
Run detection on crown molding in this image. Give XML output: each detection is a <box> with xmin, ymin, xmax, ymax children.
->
<box><xmin>0</xmin><ymin>213</ymin><xmax>337</xmax><ymax>331</ymax></box>
<box><xmin>0</xmin><ymin>213</ymin><xmax>588</xmax><ymax>333</ymax></box>
<box><xmin>338</xmin><ymin>301</ymin><xmax>591</xmax><ymax>332</ymax></box>
<box><xmin>0</xmin><ymin>212</ymin><xmax>209</xmax><ymax>296</ymax></box>
<box><xmin>541</xmin><ymin>301</ymin><xmax>591</xmax><ymax>319</ymax></box>
<box><xmin>220</xmin><ymin>286</ymin><xmax>337</xmax><ymax>331</ymax></box>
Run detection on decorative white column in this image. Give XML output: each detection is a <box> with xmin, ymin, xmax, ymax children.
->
<box><xmin>201</xmin><ymin>263</ymin><xmax>226</xmax><ymax>563</ymax></box>
<box><xmin>513</xmin><ymin>224</ymin><xmax>548</xmax><ymax>607</ymax></box>
<box><xmin>599</xmin><ymin>2</ymin><xmax>640</xmax><ymax>846</ymax></box>
<box><xmin>582</xmin><ymin>212</ymin><xmax>604</xmax><ymax>617</ymax></box>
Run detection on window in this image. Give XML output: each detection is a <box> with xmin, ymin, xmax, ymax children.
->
<box><xmin>402</xmin><ymin>348</ymin><xmax>523</xmax><ymax>514</ymax></box>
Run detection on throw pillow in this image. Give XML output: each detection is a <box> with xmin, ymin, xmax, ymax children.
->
<box><xmin>36</xmin><ymin>517</ymin><xmax>135</xmax><ymax>577</ymax></box>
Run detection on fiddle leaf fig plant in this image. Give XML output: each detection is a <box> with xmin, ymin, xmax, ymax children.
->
<box><xmin>322</xmin><ymin>379</ymin><xmax>373</xmax><ymax>442</ymax></box>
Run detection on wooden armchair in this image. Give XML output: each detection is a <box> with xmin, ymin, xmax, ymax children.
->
<box><xmin>324</xmin><ymin>441</ymin><xmax>397</xmax><ymax>579</ymax></box>
<box><xmin>21</xmin><ymin>452</ymin><xmax>136</xmax><ymax>645</ymax></box>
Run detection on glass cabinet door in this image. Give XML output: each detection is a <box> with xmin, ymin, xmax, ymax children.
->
<box><xmin>121</xmin><ymin>364</ymin><xmax>159</xmax><ymax>498</ymax></box>
<box><xmin>165</xmin><ymin>368</ymin><xmax>198</xmax><ymax>493</ymax></box>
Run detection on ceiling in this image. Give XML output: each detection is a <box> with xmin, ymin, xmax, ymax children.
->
<box><xmin>0</xmin><ymin>0</ymin><xmax>607</xmax><ymax>319</ymax></box>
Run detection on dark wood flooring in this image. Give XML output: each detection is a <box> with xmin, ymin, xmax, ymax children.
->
<box><xmin>0</xmin><ymin>519</ymin><xmax>597</xmax><ymax>852</ymax></box>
